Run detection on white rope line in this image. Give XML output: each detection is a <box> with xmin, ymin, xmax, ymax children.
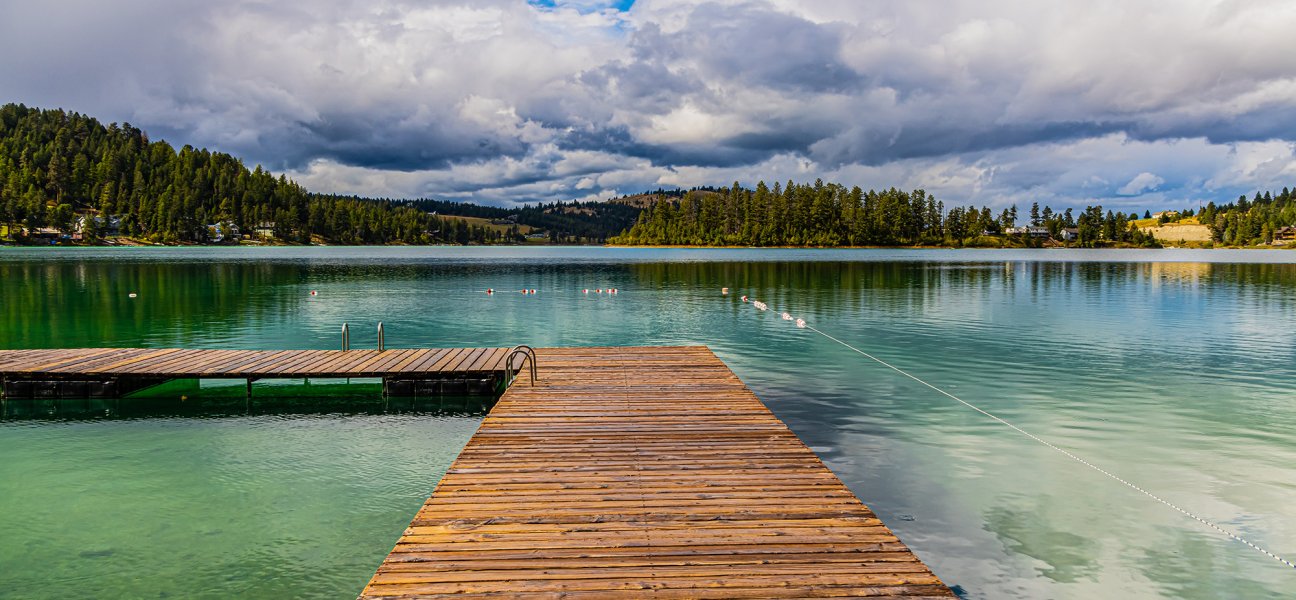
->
<box><xmin>743</xmin><ymin>298</ymin><xmax>1296</xmax><ymax>571</ymax></box>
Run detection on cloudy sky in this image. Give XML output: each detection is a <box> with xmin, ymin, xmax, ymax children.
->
<box><xmin>4</xmin><ymin>0</ymin><xmax>1296</xmax><ymax>210</ymax></box>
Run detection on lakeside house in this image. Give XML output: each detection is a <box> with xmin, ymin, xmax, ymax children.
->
<box><xmin>1276</xmin><ymin>226</ymin><xmax>1296</xmax><ymax>242</ymax></box>
<box><xmin>1005</xmin><ymin>226</ymin><xmax>1050</xmax><ymax>238</ymax></box>
<box><xmin>253</xmin><ymin>222</ymin><xmax>276</xmax><ymax>239</ymax></box>
<box><xmin>28</xmin><ymin>227</ymin><xmax>63</xmax><ymax>242</ymax></box>
<box><xmin>205</xmin><ymin>222</ymin><xmax>241</xmax><ymax>243</ymax></box>
<box><xmin>73</xmin><ymin>215</ymin><xmax>122</xmax><ymax>240</ymax></box>
<box><xmin>1060</xmin><ymin>228</ymin><xmax>1079</xmax><ymax>241</ymax></box>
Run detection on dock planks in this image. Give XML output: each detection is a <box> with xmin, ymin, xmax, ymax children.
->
<box><xmin>360</xmin><ymin>346</ymin><xmax>953</xmax><ymax>599</ymax></box>
<box><xmin>0</xmin><ymin>347</ymin><xmax>517</xmax><ymax>380</ymax></box>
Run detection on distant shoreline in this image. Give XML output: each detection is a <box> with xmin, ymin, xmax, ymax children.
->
<box><xmin>5</xmin><ymin>239</ymin><xmax>1294</xmax><ymax>251</ymax></box>
<box><xmin>603</xmin><ymin>243</ymin><xmax>1295</xmax><ymax>251</ymax></box>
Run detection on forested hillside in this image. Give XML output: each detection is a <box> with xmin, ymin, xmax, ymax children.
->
<box><xmin>0</xmin><ymin>104</ymin><xmax>468</xmax><ymax>244</ymax></box>
<box><xmin>1198</xmin><ymin>189</ymin><xmax>1296</xmax><ymax>245</ymax></box>
<box><xmin>408</xmin><ymin>198</ymin><xmax>641</xmax><ymax>243</ymax></box>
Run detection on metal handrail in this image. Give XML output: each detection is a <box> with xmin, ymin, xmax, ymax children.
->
<box><xmin>341</xmin><ymin>323</ymin><xmax>350</xmax><ymax>351</ymax></box>
<box><xmin>377</xmin><ymin>322</ymin><xmax>385</xmax><ymax>351</ymax></box>
<box><xmin>504</xmin><ymin>345</ymin><xmax>537</xmax><ymax>387</ymax></box>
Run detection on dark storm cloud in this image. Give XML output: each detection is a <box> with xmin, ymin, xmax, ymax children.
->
<box><xmin>300</xmin><ymin>113</ymin><xmax>528</xmax><ymax>172</ymax></box>
<box><xmin>815</xmin><ymin>120</ymin><xmax>1133</xmax><ymax>167</ymax></box>
<box><xmin>557</xmin><ymin>124</ymin><xmax>791</xmax><ymax>168</ymax></box>
<box><xmin>1125</xmin><ymin>106</ymin><xmax>1296</xmax><ymax>148</ymax></box>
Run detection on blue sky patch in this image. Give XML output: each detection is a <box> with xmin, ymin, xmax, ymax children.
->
<box><xmin>527</xmin><ymin>0</ymin><xmax>635</xmax><ymax>14</ymax></box>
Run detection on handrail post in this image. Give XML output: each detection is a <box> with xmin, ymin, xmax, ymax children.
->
<box><xmin>504</xmin><ymin>345</ymin><xmax>538</xmax><ymax>388</ymax></box>
<box><xmin>377</xmin><ymin>322</ymin><xmax>385</xmax><ymax>351</ymax></box>
<box><xmin>341</xmin><ymin>322</ymin><xmax>350</xmax><ymax>351</ymax></box>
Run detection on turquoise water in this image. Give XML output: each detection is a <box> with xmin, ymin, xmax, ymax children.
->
<box><xmin>2</xmin><ymin>247</ymin><xmax>1295</xmax><ymax>598</ymax></box>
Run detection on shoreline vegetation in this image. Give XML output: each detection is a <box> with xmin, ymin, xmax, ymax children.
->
<box><xmin>2</xmin><ymin>103</ymin><xmax>1294</xmax><ymax>250</ymax></box>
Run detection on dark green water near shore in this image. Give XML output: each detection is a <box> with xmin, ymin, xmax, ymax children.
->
<box><xmin>2</xmin><ymin>247</ymin><xmax>1294</xmax><ymax>599</ymax></box>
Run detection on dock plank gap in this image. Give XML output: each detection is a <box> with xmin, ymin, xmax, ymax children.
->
<box><xmin>360</xmin><ymin>346</ymin><xmax>954</xmax><ymax>599</ymax></box>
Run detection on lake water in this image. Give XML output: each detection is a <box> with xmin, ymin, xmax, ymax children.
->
<box><xmin>2</xmin><ymin>246</ymin><xmax>1295</xmax><ymax>599</ymax></box>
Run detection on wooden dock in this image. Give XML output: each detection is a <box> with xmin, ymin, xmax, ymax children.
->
<box><xmin>361</xmin><ymin>346</ymin><xmax>953</xmax><ymax>598</ymax></box>
<box><xmin>0</xmin><ymin>347</ymin><xmax>523</xmax><ymax>399</ymax></box>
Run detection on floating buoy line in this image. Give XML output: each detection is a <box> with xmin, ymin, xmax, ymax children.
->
<box><xmin>476</xmin><ymin>288</ymin><xmax>618</xmax><ymax>295</ymax></box>
<box><xmin>735</xmin><ymin>292</ymin><xmax>1296</xmax><ymax>572</ymax></box>
<box><xmin>302</xmin><ymin>288</ymin><xmax>623</xmax><ymax>297</ymax></box>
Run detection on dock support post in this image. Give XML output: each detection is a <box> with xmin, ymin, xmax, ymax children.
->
<box><xmin>246</xmin><ymin>378</ymin><xmax>252</xmax><ymax>400</ymax></box>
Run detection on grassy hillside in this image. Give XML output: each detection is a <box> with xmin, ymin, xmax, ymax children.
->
<box><xmin>438</xmin><ymin>215</ymin><xmax>534</xmax><ymax>235</ymax></box>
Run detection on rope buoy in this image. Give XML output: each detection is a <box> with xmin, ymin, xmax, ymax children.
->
<box><xmin>486</xmin><ymin>289</ymin><xmax>494</xmax><ymax>295</ymax></box>
<box><xmin>309</xmin><ymin>290</ymin><xmax>318</xmax><ymax>296</ymax></box>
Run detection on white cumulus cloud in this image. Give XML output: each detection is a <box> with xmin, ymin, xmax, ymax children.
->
<box><xmin>1118</xmin><ymin>172</ymin><xmax>1167</xmax><ymax>196</ymax></box>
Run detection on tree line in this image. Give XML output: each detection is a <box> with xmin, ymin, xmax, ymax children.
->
<box><xmin>610</xmin><ymin>180</ymin><xmax>1159</xmax><ymax>247</ymax></box>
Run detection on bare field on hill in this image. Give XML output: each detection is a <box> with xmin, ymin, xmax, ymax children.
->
<box><xmin>438</xmin><ymin>215</ymin><xmax>534</xmax><ymax>234</ymax></box>
<box><xmin>1140</xmin><ymin>223</ymin><xmax>1212</xmax><ymax>242</ymax></box>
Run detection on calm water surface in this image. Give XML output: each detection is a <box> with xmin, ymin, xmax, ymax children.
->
<box><xmin>2</xmin><ymin>246</ymin><xmax>1295</xmax><ymax>599</ymax></box>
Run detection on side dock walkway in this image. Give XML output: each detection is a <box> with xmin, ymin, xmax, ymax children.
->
<box><xmin>0</xmin><ymin>347</ymin><xmax>519</xmax><ymax>399</ymax></box>
<box><xmin>360</xmin><ymin>346</ymin><xmax>953</xmax><ymax>598</ymax></box>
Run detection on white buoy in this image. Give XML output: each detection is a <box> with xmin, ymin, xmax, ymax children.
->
<box><xmin>722</xmin><ymin>287</ymin><xmax>729</xmax><ymax>295</ymax></box>
<box><xmin>128</xmin><ymin>293</ymin><xmax>137</xmax><ymax>298</ymax></box>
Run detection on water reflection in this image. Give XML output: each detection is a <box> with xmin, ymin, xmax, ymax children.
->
<box><xmin>983</xmin><ymin>498</ymin><xmax>1100</xmax><ymax>583</ymax></box>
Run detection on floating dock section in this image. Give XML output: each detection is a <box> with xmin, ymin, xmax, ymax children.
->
<box><xmin>361</xmin><ymin>346</ymin><xmax>953</xmax><ymax>598</ymax></box>
<box><xmin>0</xmin><ymin>347</ymin><xmax>523</xmax><ymax>399</ymax></box>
